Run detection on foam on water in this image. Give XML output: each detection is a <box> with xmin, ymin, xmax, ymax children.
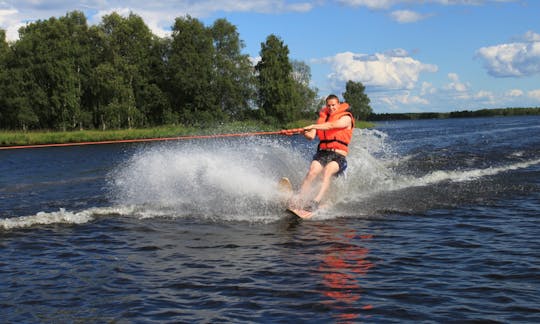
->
<box><xmin>0</xmin><ymin>206</ymin><xmax>136</xmax><ymax>230</ymax></box>
<box><xmin>410</xmin><ymin>158</ymin><xmax>540</xmax><ymax>185</ymax></box>
<box><xmin>2</xmin><ymin>128</ymin><xmax>539</xmax><ymax>229</ymax></box>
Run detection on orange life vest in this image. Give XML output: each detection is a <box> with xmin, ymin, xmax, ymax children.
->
<box><xmin>316</xmin><ymin>102</ymin><xmax>355</xmax><ymax>153</ymax></box>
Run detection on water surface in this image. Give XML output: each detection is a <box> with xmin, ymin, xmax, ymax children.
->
<box><xmin>1</xmin><ymin>116</ymin><xmax>539</xmax><ymax>322</ymax></box>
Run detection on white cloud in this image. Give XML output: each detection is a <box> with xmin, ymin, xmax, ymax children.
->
<box><xmin>336</xmin><ymin>0</ymin><xmax>399</xmax><ymax>10</ymax></box>
<box><xmin>421</xmin><ymin>81</ymin><xmax>437</xmax><ymax>95</ymax></box>
<box><xmin>0</xmin><ymin>8</ymin><xmax>23</xmax><ymax>41</ymax></box>
<box><xmin>249</xmin><ymin>55</ymin><xmax>261</xmax><ymax>66</ymax></box>
<box><xmin>506</xmin><ymin>89</ymin><xmax>523</xmax><ymax>97</ymax></box>
<box><xmin>528</xmin><ymin>89</ymin><xmax>540</xmax><ymax>101</ymax></box>
<box><xmin>0</xmin><ymin>0</ymin><xmax>316</xmax><ymax>41</ymax></box>
<box><xmin>523</xmin><ymin>30</ymin><xmax>540</xmax><ymax>42</ymax></box>
<box><xmin>444</xmin><ymin>73</ymin><xmax>469</xmax><ymax>92</ymax></box>
<box><xmin>319</xmin><ymin>49</ymin><xmax>438</xmax><ymax>90</ymax></box>
<box><xmin>5</xmin><ymin>22</ymin><xmax>25</xmax><ymax>41</ymax></box>
<box><xmin>390</xmin><ymin>10</ymin><xmax>432</xmax><ymax>23</ymax></box>
<box><xmin>169</xmin><ymin>0</ymin><xmax>315</xmax><ymax>15</ymax></box>
<box><xmin>336</xmin><ymin>0</ymin><xmax>517</xmax><ymax>10</ymax></box>
<box><xmin>476</xmin><ymin>30</ymin><xmax>540</xmax><ymax>77</ymax></box>
<box><xmin>474</xmin><ymin>90</ymin><xmax>495</xmax><ymax>103</ymax></box>
<box><xmin>378</xmin><ymin>92</ymin><xmax>430</xmax><ymax>108</ymax></box>
<box><xmin>0</xmin><ymin>9</ymin><xmax>18</xmax><ymax>24</ymax></box>
<box><xmin>1</xmin><ymin>0</ymin><xmax>520</xmax><ymax>42</ymax></box>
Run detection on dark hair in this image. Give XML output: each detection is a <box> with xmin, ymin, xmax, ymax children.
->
<box><xmin>326</xmin><ymin>94</ymin><xmax>339</xmax><ymax>103</ymax></box>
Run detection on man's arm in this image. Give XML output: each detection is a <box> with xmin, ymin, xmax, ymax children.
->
<box><xmin>304</xmin><ymin>115</ymin><xmax>352</xmax><ymax>132</ymax></box>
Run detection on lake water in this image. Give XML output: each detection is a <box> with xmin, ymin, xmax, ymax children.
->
<box><xmin>1</xmin><ymin>116</ymin><xmax>539</xmax><ymax>323</ymax></box>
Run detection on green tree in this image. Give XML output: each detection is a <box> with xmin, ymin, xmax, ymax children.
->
<box><xmin>255</xmin><ymin>34</ymin><xmax>302</xmax><ymax>124</ymax></box>
<box><xmin>291</xmin><ymin>60</ymin><xmax>318</xmax><ymax>118</ymax></box>
<box><xmin>0</xmin><ymin>32</ymin><xmax>40</xmax><ymax>130</ymax></box>
<box><xmin>94</xmin><ymin>12</ymin><xmax>162</xmax><ymax>129</ymax></box>
<box><xmin>90</xmin><ymin>61</ymin><xmax>137</xmax><ymax>130</ymax></box>
<box><xmin>2</xmin><ymin>11</ymin><xmax>332</xmax><ymax>130</ymax></box>
<box><xmin>211</xmin><ymin>18</ymin><xmax>255</xmax><ymax>120</ymax></box>
<box><xmin>168</xmin><ymin>16</ymin><xmax>218</xmax><ymax>125</ymax></box>
<box><xmin>143</xmin><ymin>37</ymin><xmax>172</xmax><ymax>125</ymax></box>
<box><xmin>342</xmin><ymin>80</ymin><xmax>372</xmax><ymax>120</ymax></box>
<box><xmin>0</xmin><ymin>29</ymin><xmax>7</xmax><ymax>58</ymax></box>
<box><xmin>59</xmin><ymin>11</ymin><xmax>94</xmax><ymax>130</ymax></box>
<box><xmin>8</xmin><ymin>12</ymin><xmax>90</xmax><ymax>130</ymax></box>
<box><xmin>0</xmin><ymin>29</ymin><xmax>9</xmax><ymax>127</ymax></box>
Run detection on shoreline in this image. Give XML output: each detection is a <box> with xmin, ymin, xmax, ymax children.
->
<box><xmin>0</xmin><ymin>121</ymin><xmax>376</xmax><ymax>149</ymax></box>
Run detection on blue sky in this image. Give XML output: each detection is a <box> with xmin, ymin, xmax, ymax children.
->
<box><xmin>1</xmin><ymin>0</ymin><xmax>539</xmax><ymax>113</ymax></box>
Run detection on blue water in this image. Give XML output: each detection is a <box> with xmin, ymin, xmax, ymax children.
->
<box><xmin>1</xmin><ymin>116</ymin><xmax>539</xmax><ymax>322</ymax></box>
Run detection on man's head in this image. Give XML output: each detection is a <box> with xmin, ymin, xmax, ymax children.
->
<box><xmin>326</xmin><ymin>94</ymin><xmax>340</xmax><ymax>113</ymax></box>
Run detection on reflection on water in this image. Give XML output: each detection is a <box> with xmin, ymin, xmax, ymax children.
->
<box><xmin>315</xmin><ymin>224</ymin><xmax>375</xmax><ymax>322</ymax></box>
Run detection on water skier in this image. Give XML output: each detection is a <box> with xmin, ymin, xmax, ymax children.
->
<box><xmin>292</xmin><ymin>94</ymin><xmax>355</xmax><ymax>212</ymax></box>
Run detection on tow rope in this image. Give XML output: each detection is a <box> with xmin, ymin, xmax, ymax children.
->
<box><xmin>0</xmin><ymin>128</ymin><xmax>306</xmax><ymax>150</ymax></box>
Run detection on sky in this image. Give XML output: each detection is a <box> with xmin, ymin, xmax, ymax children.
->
<box><xmin>1</xmin><ymin>0</ymin><xmax>540</xmax><ymax>113</ymax></box>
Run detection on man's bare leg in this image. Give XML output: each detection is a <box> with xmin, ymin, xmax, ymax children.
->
<box><xmin>299</xmin><ymin>160</ymin><xmax>323</xmax><ymax>197</ymax></box>
<box><xmin>312</xmin><ymin>161</ymin><xmax>340</xmax><ymax>204</ymax></box>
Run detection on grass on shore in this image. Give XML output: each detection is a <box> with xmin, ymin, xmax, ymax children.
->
<box><xmin>0</xmin><ymin>125</ymin><xmax>194</xmax><ymax>146</ymax></box>
<box><xmin>0</xmin><ymin>120</ymin><xmax>374</xmax><ymax>147</ymax></box>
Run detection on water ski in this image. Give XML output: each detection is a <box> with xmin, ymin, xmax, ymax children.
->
<box><xmin>279</xmin><ymin>177</ymin><xmax>314</xmax><ymax>219</ymax></box>
<box><xmin>286</xmin><ymin>207</ymin><xmax>313</xmax><ymax>219</ymax></box>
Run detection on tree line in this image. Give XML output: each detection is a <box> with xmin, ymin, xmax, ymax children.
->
<box><xmin>0</xmin><ymin>11</ymin><xmax>372</xmax><ymax>131</ymax></box>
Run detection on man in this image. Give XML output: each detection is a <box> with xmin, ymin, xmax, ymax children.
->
<box><xmin>294</xmin><ymin>94</ymin><xmax>355</xmax><ymax>212</ymax></box>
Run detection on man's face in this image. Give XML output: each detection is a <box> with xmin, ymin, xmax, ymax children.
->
<box><xmin>327</xmin><ymin>98</ymin><xmax>339</xmax><ymax>113</ymax></box>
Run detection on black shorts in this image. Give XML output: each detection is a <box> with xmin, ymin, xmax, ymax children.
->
<box><xmin>312</xmin><ymin>150</ymin><xmax>348</xmax><ymax>176</ymax></box>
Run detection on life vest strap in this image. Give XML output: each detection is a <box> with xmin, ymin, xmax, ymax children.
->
<box><xmin>317</xmin><ymin>139</ymin><xmax>349</xmax><ymax>151</ymax></box>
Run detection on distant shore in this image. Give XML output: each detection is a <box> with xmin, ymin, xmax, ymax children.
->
<box><xmin>368</xmin><ymin>107</ymin><xmax>540</xmax><ymax>121</ymax></box>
